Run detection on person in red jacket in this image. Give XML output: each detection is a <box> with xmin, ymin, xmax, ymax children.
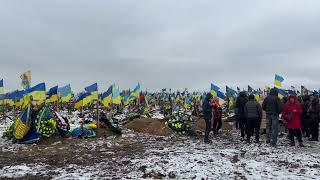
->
<box><xmin>281</xmin><ymin>95</ymin><xmax>304</xmax><ymax>147</ymax></box>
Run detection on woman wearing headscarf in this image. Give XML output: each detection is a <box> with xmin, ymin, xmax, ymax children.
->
<box><xmin>281</xmin><ymin>95</ymin><xmax>304</xmax><ymax>147</ymax></box>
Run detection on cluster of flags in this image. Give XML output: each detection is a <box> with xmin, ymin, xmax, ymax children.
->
<box><xmin>74</xmin><ymin>83</ymin><xmax>141</xmax><ymax>109</ymax></box>
<box><xmin>2</xmin><ymin>71</ymin><xmax>320</xmax><ymax>110</ymax></box>
<box><xmin>0</xmin><ymin>78</ymin><xmax>72</xmax><ymax>108</ymax></box>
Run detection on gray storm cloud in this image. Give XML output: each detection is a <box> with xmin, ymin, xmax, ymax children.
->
<box><xmin>0</xmin><ymin>0</ymin><xmax>320</xmax><ymax>92</ymax></box>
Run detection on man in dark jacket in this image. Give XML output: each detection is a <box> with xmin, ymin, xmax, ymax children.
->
<box><xmin>301</xmin><ymin>95</ymin><xmax>311</xmax><ymax>137</ymax></box>
<box><xmin>244</xmin><ymin>94</ymin><xmax>262</xmax><ymax>143</ymax></box>
<box><xmin>307</xmin><ymin>95</ymin><xmax>320</xmax><ymax>141</ymax></box>
<box><xmin>236</xmin><ymin>91</ymin><xmax>248</xmax><ymax>139</ymax></box>
<box><xmin>202</xmin><ymin>93</ymin><xmax>213</xmax><ymax>143</ymax></box>
<box><xmin>262</xmin><ymin>87</ymin><xmax>283</xmax><ymax>147</ymax></box>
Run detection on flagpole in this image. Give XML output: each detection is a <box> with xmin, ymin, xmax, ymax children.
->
<box><xmin>96</xmin><ymin>99</ymin><xmax>100</xmax><ymax>129</ymax></box>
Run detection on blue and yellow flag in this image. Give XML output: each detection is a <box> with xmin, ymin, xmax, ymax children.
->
<box><xmin>0</xmin><ymin>94</ymin><xmax>4</xmax><ymax>105</ymax></box>
<box><xmin>20</xmin><ymin>71</ymin><xmax>31</xmax><ymax>90</ymax></box>
<box><xmin>3</xmin><ymin>91</ymin><xmax>15</xmax><ymax>106</ymax></box>
<box><xmin>210</xmin><ymin>84</ymin><xmax>226</xmax><ymax>104</ymax></box>
<box><xmin>47</xmin><ymin>86</ymin><xmax>59</xmax><ymax>103</ymax></box>
<box><xmin>211</xmin><ymin>83</ymin><xmax>220</xmax><ymax>92</ymax></box>
<box><xmin>112</xmin><ymin>85</ymin><xmax>122</xmax><ymax>105</ymax></box>
<box><xmin>216</xmin><ymin>90</ymin><xmax>226</xmax><ymax>105</ymax></box>
<box><xmin>275</xmin><ymin>74</ymin><xmax>284</xmax><ymax>87</ymax></box>
<box><xmin>0</xmin><ymin>79</ymin><xmax>4</xmax><ymax>94</ymax></box>
<box><xmin>74</xmin><ymin>91</ymin><xmax>91</xmax><ymax>109</ymax></box>
<box><xmin>14</xmin><ymin>90</ymin><xmax>24</xmax><ymax>108</ymax></box>
<box><xmin>58</xmin><ymin>84</ymin><xmax>72</xmax><ymax>102</ymax></box>
<box><xmin>130</xmin><ymin>83</ymin><xmax>140</xmax><ymax>99</ymax></box>
<box><xmin>123</xmin><ymin>94</ymin><xmax>131</xmax><ymax>106</ymax></box>
<box><xmin>26</xmin><ymin>83</ymin><xmax>46</xmax><ymax>105</ymax></box>
<box><xmin>101</xmin><ymin>86</ymin><xmax>113</xmax><ymax>108</ymax></box>
<box><xmin>278</xmin><ymin>89</ymin><xmax>287</xmax><ymax>99</ymax></box>
<box><xmin>85</xmin><ymin>83</ymin><xmax>98</xmax><ymax>101</ymax></box>
<box><xmin>226</xmin><ymin>86</ymin><xmax>237</xmax><ymax>97</ymax></box>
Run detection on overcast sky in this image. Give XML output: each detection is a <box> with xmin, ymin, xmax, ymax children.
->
<box><xmin>1</xmin><ymin>0</ymin><xmax>320</xmax><ymax>92</ymax></box>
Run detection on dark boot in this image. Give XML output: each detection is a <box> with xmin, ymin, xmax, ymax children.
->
<box><xmin>290</xmin><ymin>141</ymin><xmax>295</xmax><ymax>147</ymax></box>
<box><xmin>299</xmin><ymin>142</ymin><xmax>305</xmax><ymax>147</ymax></box>
<box><xmin>204</xmin><ymin>139</ymin><xmax>212</xmax><ymax>144</ymax></box>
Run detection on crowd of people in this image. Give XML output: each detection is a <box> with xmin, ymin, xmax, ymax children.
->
<box><xmin>203</xmin><ymin>87</ymin><xmax>320</xmax><ymax>147</ymax></box>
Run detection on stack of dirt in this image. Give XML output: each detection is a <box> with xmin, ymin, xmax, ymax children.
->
<box><xmin>194</xmin><ymin>117</ymin><xmax>234</xmax><ymax>131</ymax></box>
<box><xmin>124</xmin><ymin>118</ymin><xmax>175</xmax><ymax>136</ymax></box>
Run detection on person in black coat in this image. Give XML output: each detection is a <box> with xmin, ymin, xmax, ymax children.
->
<box><xmin>202</xmin><ymin>93</ymin><xmax>213</xmax><ymax>143</ymax></box>
<box><xmin>301</xmin><ymin>95</ymin><xmax>311</xmax><ymax>137</ymax></box>
<box><xmin>307</xmin><ymin>95</ymin><xmax>320</xmax><ymax>141</ymax></box>
<box><xmin>244</xmin><ymin>94</ymin><xmax>262</xmax><ymax>143</ymax></box>
<box><xmin>262</xmin><ymin>87</ymin><xmax>283</xmax><ymax>146</ymax></box>
<box><xmin>235</xmin><ymin>91</ymin><xmax>248</xmax><ymax>139</ymax></box>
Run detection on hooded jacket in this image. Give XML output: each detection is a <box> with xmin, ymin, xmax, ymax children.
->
<box><xmin>262</xmin><ymin>88</ymin><xmax>283</xmax><ymax>115</ymax></box>
<box><xmin>307</xmin><ymin>96</ymin><xmax>320</xmax><ymax>124</ymax></box>
<box><xmin>235</xmin><ymin>92</ymin><xmax>248</xmax><ymax>118</ymax></box>
<box><xmin>202</xmin><ymin>93</ymin><xmax>213</xmax><ymax>120</ymax></box>
<box><xmin>282</xmin><ymin>95</ymin><xmax>302</xmax><ymax>129</ymax></box>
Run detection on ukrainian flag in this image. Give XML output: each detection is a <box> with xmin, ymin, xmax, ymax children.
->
<box><xmin>74</xmin><ymin>91</ymin><xmax>91</xmax><ymax>109</ymax></box>
<box><xmin>3</xmin><ymin>91</ymin><xmax>15</xmax><ymax>106</ymax></box>
<box><xmin>211</xmin><ymin>83</ymin><xmax>220</xmax><ymax>92</ymax></box>
<box><xmin>112</xmin><ymin>85</ymin><xmax>122</xmax><ymax>105</ymax></box>
<box><xmin>184</xmin><ymin>96</ymin><xmax>191</xmax><ymax>109</ymax></box>
<box><xmin>210</xmin><ymin>84</ymin><xmax>225</xmax><ymax>104</ymax></box>
<box><xmin>0</xmin><ymin>94</ymin><xmax>4</xmax><ymax>105</ymax></box>
<box><xmin>278</xmin><ymin>89</ymin><xmax>287</xmax><ymax>99</ymax></box>
<box><xmin>82</xmin><ymin>92</ymin><xmax>92</xmax><ymax>107</ymax></box>
<box><xmin>14</xmin><ymin>90</ymin><xmax>24</xmax><ymax>108</ymax></box>
<box><xmin>123</xmin><ymin>94</ymin><xmax>131</xmax><ymax>106</ymax></box>
<box><xmin>130</xmin><ymin>83</ymin><xmax>140</xmax><ymax>98</ymax></box>
<box><xmin>102</xmin><ymin>86</ymin><xmax>113</xmax><ymax>108</ymax></box>
<box><xmin>47</xmin><ymin>86</ymin><xmax>59</xmax><ymax>103</ymax></box>
<box><xmin>85</xmin><ymin>83</ymin><xmax>98</xmax><ymax>102</ymax></box>
<box><xmin>27</xmin><ymin>83</ymin><xmax>46</xmax><ymax>105</ymax></box>
<box><xmin>275</xmin><ymin>74</ymin><xmax>284</xmax><ymax>87</ymax></box>
<box><xmin>58</xmin><ymin>84</ymin><xmax>72</xmax><ymax>103</ymax></box>
<box><xmin>288</xmin><ymin>89</ymin><xmax>296</xmax><ymax>95</ymax></box>
<box><xmin>0</xmin><ymin>79</ymin><xmax>4</xmax><ymax>94</ymax></box>
<box><xmin>216</xmin><ymin>90</ymin><xmax>226</xmax><ymax>105</ymax></box>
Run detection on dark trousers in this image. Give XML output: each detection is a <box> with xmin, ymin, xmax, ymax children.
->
<box><xmin>288</xmin><ymin>129</ymin><xmax>303</xmax><ymax>144</ymax></box>
<box><xmin>246</xmin><ymin>118</ymin><xmax>261</xmax><ymax>142</ymax></box>
<box><xmin>238</xmin><ymin>116</ymin><xmax>247</xmax><ymax>138</ymax></box>
<box><xmin>310</xmin><ymin>120</ymin><xmax>319</xmax><ymax>140</ymax></box>
<box><xmin>204</xmin><ymin>118</ymin><xmax>211</xmax><ymax>140</ymax></box>
<box><xmin>235</xmin><ymin>116</ymin><xmax>239</xmax><ymax>129</ymax></box>
<box><xmin>213</xmin><ymin>118</ymin><xmax>222</xmax><ymax>134</ymax></box>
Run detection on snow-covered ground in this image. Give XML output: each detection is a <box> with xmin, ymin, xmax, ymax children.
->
<box><xmin>1</xmin><ymin>118</ymin><xmax>320</xmax><ymax>179</ymax></box>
